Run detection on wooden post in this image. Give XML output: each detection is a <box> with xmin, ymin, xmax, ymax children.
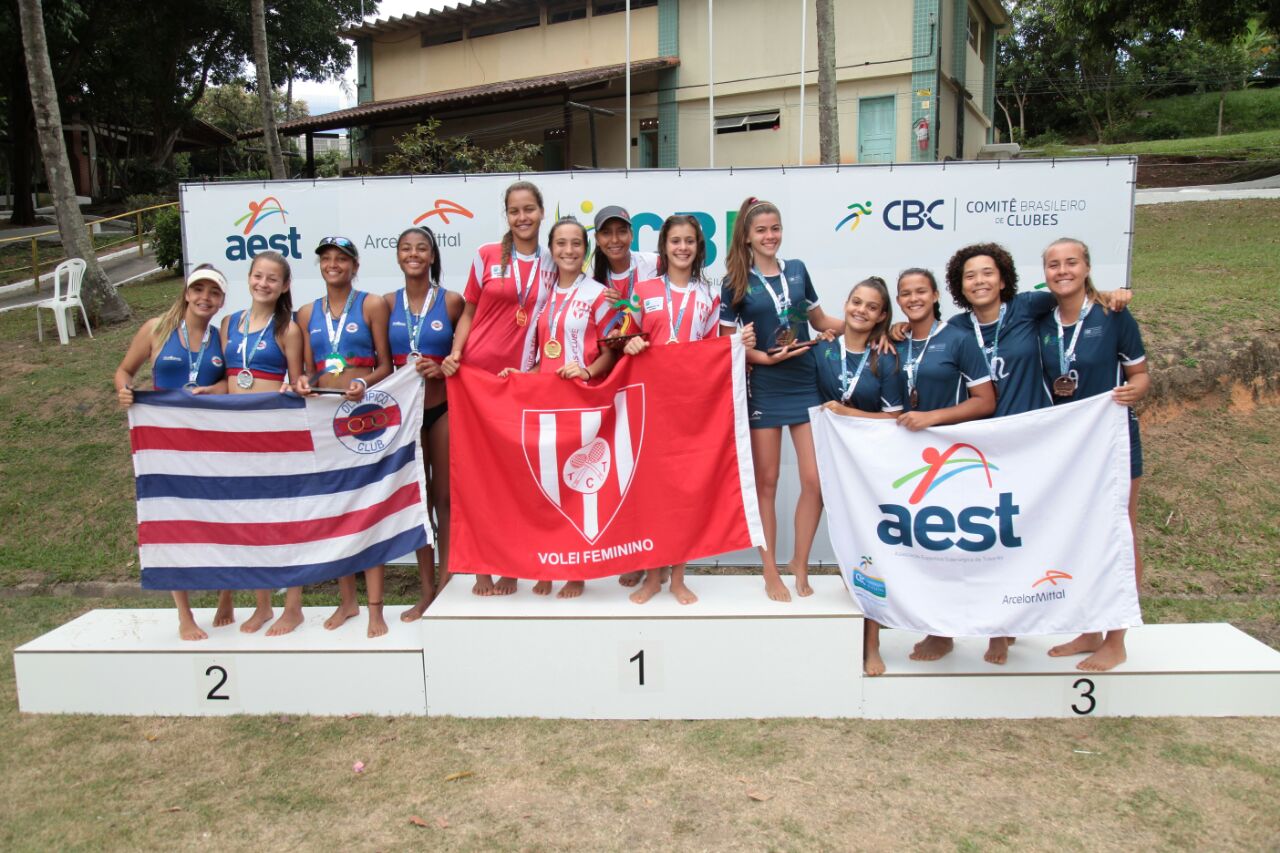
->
<box><xmin>137</xmin><ymin>211</ymin><xmax>145</xmax><ymax>256</ymax></box>
<box><xmin>30</xmin><ymin>237</ymin><xmax>39</xmax><ymax>292</ymax></box>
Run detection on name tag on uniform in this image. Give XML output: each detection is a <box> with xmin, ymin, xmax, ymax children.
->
<box><xmin>643</xmin><ymin>297</ymin><xmax>664</xmax><ymax>313</ymax></box>
<box><xmin>1083</xmin><ymin>326</ymin><xmax>1103</xmax><ymax>338</ymax></box>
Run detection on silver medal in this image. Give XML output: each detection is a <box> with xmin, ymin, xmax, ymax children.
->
<box><xmin>236</xmin><ymin>369</ymin><xmax>255</xmax><ymax>389</ymax></box>
<box><xmin>406</xmin><ymin>351</ymin><xmax>421</xmax><ymax>365</ymax></box>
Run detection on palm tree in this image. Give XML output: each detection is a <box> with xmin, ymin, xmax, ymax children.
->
<box><xmin>17</xmin><ymin>0</ymin><xmax>131</xmax><ymax>324</ymax></box>
<box><xmin>251</xmin><ymin>0</ymin><xmax>287</xmax><ymax>179</ymax></box>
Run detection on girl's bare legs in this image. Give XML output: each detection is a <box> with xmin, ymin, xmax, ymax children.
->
<box><xmin>864</xmin><ymin>620</ymin><xmax>885</xmax><ymax>676</ymax></box>
<box><xmin>213</xmin><ymin>590</ymin><xmax>235</xmax><ymax>627</ymax></box>
<box><xmin>669</xmin><ymin>563</ymin><xmax>697</xmax><ymax>605</ymax></box>
<box><xmin>750</xmin><ymin>427</ymin><xmax>790</xmax><ymax>602</ymax></box>
<box><xmin>324</xmin><ymin>575</ymin><xmax>360</xmax><ymax>629</ymax></box>
<box><xmin>240</xmin><ymin>589</ymin><xmax>274</xmax><ymax>633</ymax></box>
<box><xmin>267</xmin><ymin>587</ymin><xmax>304</xmax><ymax>636</ymax></box>
<box><xmin>787</xmin><ymin>422</ymin><xmax>823</xmax><ymax>597</ymax></box>
<box><xmin>630</xmin><ymin>568</ymin><xmax>663</xmax><ymax>604</ymax></box>
<box><xmin>173</xmin><ymin>591</ymin><xmax>207</xmax><ymax>641</ymax></box>
<box><xmin>365</xmin><ymin>565</ymin><xmax>388</xmax><ymax>638</ymax></box>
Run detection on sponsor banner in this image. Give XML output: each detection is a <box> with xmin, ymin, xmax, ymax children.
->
<box><xmin>129</xmin><ymin>368</ymin><xmax>431</xmax><ymax>590</ymax></box>
<box><xmin>180</xmin><ymin>159</ymin><xmax>1135</xmax><ymax>322</ymax></box>
<box><xmin>448</xmin><ymin>335</ymin><xmax>764</xmax><ymax>579</ymax></box>
<box><xmin>811</xmin><ymin>394</ymin><xmax>1141</xmax><ymax>636</ymax></box>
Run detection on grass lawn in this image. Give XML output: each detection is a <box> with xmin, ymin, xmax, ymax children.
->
<box><xmin>0</xmin><ymin>597</ymin><xmax>1278</xmax><ymax>851</ymax></box>
<box><xmin>1039</xmin><ymin>127</ymin><xmax>1280</xmax><ymax>161</ymax></box>
<box><xmin>0</xmin><ymin>200</ymin><xmax>1277</xmax><ymax>850</ymax></box>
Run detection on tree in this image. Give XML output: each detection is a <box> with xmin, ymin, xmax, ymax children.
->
<box><xmin>815</xmin><ymin>0</ymin><xmax>839</xmax><ymax>164</ymax></box>
<box><xmin>17</xmin><ymin>0</ymin><xmax>130</xmax><ymax>323</ymax></box>
<box><xmin>250</xmin><ymin>0</ymin><xmax>286</xmax><ymax>178</ymax></box>
<box><xmin>380</xmin><ymin>119</ymin><xmax>542</xmax><ymax>175</ymax></box>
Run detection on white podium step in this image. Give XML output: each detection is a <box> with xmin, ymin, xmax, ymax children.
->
<box><xmin>421</xmin><ymin>575</ymin><xmax>864</xmax><ymax>719</ymax></box>
<box><xmin>14</xmin><ymin>607</ymin><xmax>428</xmax><ymax>716</ymax></box>
<box><xmin>863</xmin><ymin>624</ymin><xmax>1280</xmax><ymax>719</ymax></box>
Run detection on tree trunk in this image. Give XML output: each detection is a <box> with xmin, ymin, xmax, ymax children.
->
<box><xmin>815</xmin><ymin>0</ymin><xmax>839</xmax><ymax>164</ymax></box>
<box><xmin>6</xmin><ymin>62</ymin><xmax>37</xmax><ymax>225</ymax></box>
<box><xmin>251</xmin><ymin>0</ymin><xmax>287</xmax><ymax>180</ymax></box>
<box><xmin>996</xmin><ymin>97</ymin><xmax>1014</xmax><ymax>143</ymax></box>
<box><xmin>17</xmin><ymin>0</ymin><xmax>130</xmax><ymax>324</ymax></box>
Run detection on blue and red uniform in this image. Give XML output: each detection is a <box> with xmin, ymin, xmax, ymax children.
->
<box><xmin>224</xmin><ymin>310</ymin><xmax>288</xmax><ymax>382</ymax></box>
<box><xmin>388</xmin><ymin>286</ymin><xmax>454</xmax><ymax>366</ymax></box>
<box><xmin>152</xmin><ymin>325</ymin><xmax>224</xmax><ymax>390</ymax></box>
<box><xmin>308</xmin><ymin>290</ymin><xmax>376</xmax><ymax>373</ymax></box>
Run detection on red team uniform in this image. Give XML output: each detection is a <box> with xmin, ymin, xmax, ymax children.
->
<box><xmin>534</xmin><ymin>276</ymin><xmax>615</xmax><ymax>372</ymax></box>
<box><xmin>633</xmin><ymin>276</ymin><xmax>721</xmax><ymax>344</ymax></box>
<box><xmin>463</xmin><ymin>242</ymin><xmax>553</xmax><ymax>373</ymax></box>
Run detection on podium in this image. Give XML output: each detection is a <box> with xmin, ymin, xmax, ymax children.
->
<box><xmin>421</xmin><ymin>575</ymin><xmax>862</xmax><ymax>719</ymax></box>
<box><xmin>13</xmin><ymin>579</ymin><xmax>1280</xmax><ymax>719</ymax></box>
<box><xmin>14</xmin><ymin>606</ymin><xmax>428</xmax><ymax>716</ymax></box>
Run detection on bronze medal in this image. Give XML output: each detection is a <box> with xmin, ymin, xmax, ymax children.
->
<box><xmin>1053</xmin><ymin>375</ymin><xmax>1077</xmax><ymax>397</ymax></box>
<box><xmin>909</xmin><ymin>387</ymin><xmax>919</xmax><ymax>409</ymax></box>
<box><xmin>775</xmin><ymin>326</ymin><xmax>796</xmax><ymax>348</ymax></box>
<box><xmin>544</xmin><ymin>339</ymin><xmax>563</xmax><ymax>360</ymax></box>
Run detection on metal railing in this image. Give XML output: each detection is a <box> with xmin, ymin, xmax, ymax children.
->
<box><xmin>0</xmin><ymin>201</ymin><xmax>178</xmax><ymax>292</ymax></box>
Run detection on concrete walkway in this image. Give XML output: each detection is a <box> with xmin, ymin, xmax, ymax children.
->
<box><xmin>1136</xmin><ymin>174</ymin><xmax>1280</xmax><ymax>205</ymax></box>
<box><xmin>0</xmin><ymin>245</ymin><xmax>164</xmax><ymax>315</ymax></box>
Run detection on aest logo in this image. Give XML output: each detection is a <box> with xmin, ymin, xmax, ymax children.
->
<box><xmin>226</xmin><ymin>196</ymin><xmax>302</xmax><ymax>260</ymax></box>
<box><xmin>877</xmin><ymin>442</ymin><xmax>1022</xmax><ymax>552</ymax></box>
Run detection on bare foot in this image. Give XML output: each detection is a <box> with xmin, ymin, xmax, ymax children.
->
<box><xmin>533</xmin><ymin>580</ymin><xmax>552</xmax><ymax>596</ymax></box>
<box><xmin>399</xmin><ymin>598</ymin><xmax>432</xmax><ymax>623</ymax></box>
<box><xmin>630</xmin><ymin>571</ymin><xmax>662</xmax><ymax>604</ymax></box>
<box><xmin>213</xmin><ymin>592</ymin><xmax>235</xmax><ymax>628</ymax></box>
<box><xmin>789</xmin><ymin>563</ymin><xmax>814</xmax><ymax>597</ymax></box>
<box><xmin>618</xmin><ymin>571</ymin><xmax>643</xmax><ymax>588</ymax></box>
<box><xmin>472</xmin><ymin>575</ymin><xmax>495</xmax><ymax>596</ymax></box>
<box><xmin>863</xmin><ymin>645</ymin><xmax>886</xmax><ymax>676</ymax></box>
<box><xmin>324</xmin><ymin>604</ymin><xmax>360</xmax><ymax>630</ymax></box>
<box><xmin>1078</xmin><ymin>634</ymin><xmax>1126</xmax><ymax>672</ymax></box>
<box><xmin>178</xmin><ymin>616</ymin><xmax>208</xmax><ymax>641</ymax></box>
<box><xmin>669</xmin><ymin>578</ymin><xmax>698</xmax><ymax>605</ymax></box>
<box><xmin>240</xmin><ymin>606</ymin><xmax>273</xmax><ymax>634</ymax></box>
<box><xmin>910</xmin><ymin>635</ymin><xmax>954</xmax><ymax>661</ymax></box>
<box><xmin>764</xmin><ymin>574</ymin><xmax>792</xmax><ymax>603</ymax></box>
<box><xmin>1048</xmin><ymin>632</ymin><xmax>1104</xmax><ymax>658</ymax></box>
<box><xmin>493</xmin><ymin>576</ymin><xmax>519</xmax><ymax>596</ymax></box>
<box><xmin>984</xmin><ymin>636</ymin><xmax>1012</xmax><ymax>665</ymax></box>
<box><xmin>266</xmin><ymin>609</ymin><xmax>304</xmax><ymax>637</ymax></box>
<box><xmin>557</xmin><ymin>580</ymin><xmax>584</xmax><ymax>599</ymax></box>
<box><xmin>367</xmin><ymin>603</ymin><xmax>388</xmax><ymax>639</ymax></box>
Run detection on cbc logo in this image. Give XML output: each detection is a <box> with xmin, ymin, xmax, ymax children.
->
<box><xmin>883</xmin><ymin>199</ymin><xmax>945</xmax><ymax>232</ymax></box>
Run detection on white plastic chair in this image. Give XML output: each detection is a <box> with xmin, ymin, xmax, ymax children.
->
<box><xmin>36</xmin><ymin>258</ymin><xmax>92</xmax><ymax>345</ymax></box>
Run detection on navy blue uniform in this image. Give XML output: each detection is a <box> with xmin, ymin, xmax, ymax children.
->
<box><xmin>153</xmin><ymin>325</ymin><xmax>224</xmax><ymax>390</ymax></box>
<box><xmin>224</xmin><ymin>311</ymin><xmax>288</xmax><ymax>382</ymax></box>
<box><xmin>894</xmin><ymin>321</ymin><xmax>991</xmax><ymax>413</ymax></box>
<box><xmin>308</xmin><ymin>290</ymin><xmax>376</xmax><ymax>373</ymax></box>
<box><xmin>947</xmin><ymin>290</ymin><xmax>1056</xmax><ymax>417</ymax></box>
<box><xmin>389</xmin><ymin>286</ymin><xmax>454</xmax><ymax>366</ymax></box>
<box><xmin>720</xmin><ymin>258</ymin><xmax>822</xmax><ymax>428</ymax></box>
<box><xmin>1037</xmin><ymin>304</ymin><xmax>1147</xmax><ymax>478</ymax></box>
<box><xmin>814</xmin><ymin>340</ymin><xmax>904</xmax><ymax>413</ymax></box>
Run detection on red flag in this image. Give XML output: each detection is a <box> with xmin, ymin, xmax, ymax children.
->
<box><xmin>449</xmin><ymin>336</ymin><xmax>763</xmax><ymax>579</ymax></box>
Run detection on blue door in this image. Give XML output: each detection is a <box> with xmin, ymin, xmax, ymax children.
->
<box><xmin>858</xmin><ymin>96</ymin><xmax>896</xmax><ymax>163</ymax></box>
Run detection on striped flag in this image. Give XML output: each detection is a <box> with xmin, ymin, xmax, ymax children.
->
<box><xmin>129</xmin><ymin>368</ymin><xmax>431</xmax><ymax>590</ymax></box>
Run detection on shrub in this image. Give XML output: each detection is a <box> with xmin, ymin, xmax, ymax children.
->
<box><xmin>153</xmin><ymin>207</ymin><xmax>183</xmax><ymax>271</ymax></box>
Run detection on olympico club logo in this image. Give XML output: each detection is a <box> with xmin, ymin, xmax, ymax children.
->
<box><xmin>834</xmin><ymin>201</ymin><xmax>873</xmax><ymax>233</ymax></box>
<box><xmin>521</xmin><ymin>385</ymin><xmax>645</xmax><ymax>543</ymax></box>
<box><xmin>878</xmin><ymin>442</ymin><xmax>1021</xmax><ymax>552</ymax></box>
<box><xmin>333</xmin><ymin>390</ymin><xmax>403</xmax><ymax>454</ymax></box>
<box><xmin>883</xmin><ymin>199</ymin><xmax>945</xmax><ymax>232</ymax></box>
<box><xmin>225</xmin><ymin>196</ymin><xmax>303</xmax><ymax>261</ymax></box>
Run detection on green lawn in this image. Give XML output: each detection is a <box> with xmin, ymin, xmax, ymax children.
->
<box><xmin>1040</xmin><ymin>127</ymin><xmax>1280</xmax><ymax>160</ymax></box>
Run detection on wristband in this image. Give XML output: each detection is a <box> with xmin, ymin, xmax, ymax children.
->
<box><xmin>351</xmin><ymin>377</ymin><xmax>368</xmax><ymax>388</ymax></box>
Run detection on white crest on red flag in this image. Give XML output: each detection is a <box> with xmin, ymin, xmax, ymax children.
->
<box><xmin>521</xmin><ymin>385</ymin><xmax>645</xmax><ymax>543</ymax></box>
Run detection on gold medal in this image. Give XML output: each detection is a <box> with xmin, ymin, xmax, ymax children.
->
<box><xmin>543</xmin><ymin>339</ymin><xmax>563</xmax><ymax>360</ymax></box>
<box><xmin>515</xmin><ymin>307</ymin><xmax>528</xmax><ymax>327</ymax></box>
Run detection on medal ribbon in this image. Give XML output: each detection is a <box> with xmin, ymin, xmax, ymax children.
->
<box><xmin>403</xmin><ymin>285</ymin><xmax>438</xmax><ymax>353</ymax></box>
<box><xmin>905</xmin><ymin>320</ymin><xmax>941</xmax><ymax>396</ymax></box>
<box><xmin>1055</xmin><ymin>298</ymin><xmax>1093</xmax><ymax>376</ymax></box>
<box><xmin>662</xmin><ymin>276</ymin><xmax>695</xmax><ymax>343</ymax></box>
<box><xmin>752</xmin><ymin>259</ymin><xmax>791</xmax><ymax>327</ymax></box>
<box><xmin>973</xmin><ymin>302</ymin><xmax>1007</xmax><ymax>380</ymax></box>
<box><xmin>544</xmin><ymin>275</ymin><xmax>584</xmax><ymax>347</ymax></box>
<box><xmin>180</xmin><ymin>320</ymin><xmax>211</xmax><ymax>386</ymax></box>
<box><xmin>238</xmin><ymin>312</ymin><xmax>273</xmax><ymax>372</ymax></box>
<box><xmin>323</xmin><ymin>289</ymin><xmax>356</xmax><ymax>356</ymax></box>
<box><xmin>838</xmin><ymin>338</ymin><xmax>872</xmax><ymax>403</ymax></box>
<box><xmin>509</xmin><ymin>253</ymin><xmax>541</xmax><ymax>314</ymax></box>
